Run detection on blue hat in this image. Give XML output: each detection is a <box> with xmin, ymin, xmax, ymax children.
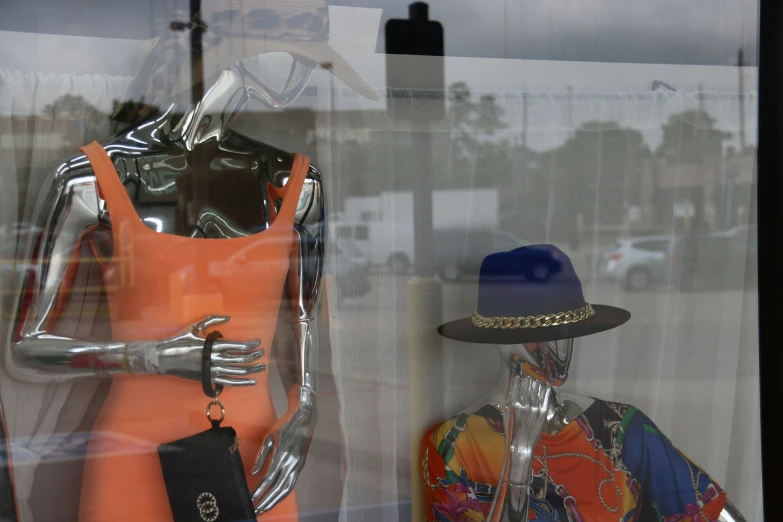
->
<box><xmin>438</xmin><ymin>244</ymin><xmax>630</xmax><ymax>343</ymax></box>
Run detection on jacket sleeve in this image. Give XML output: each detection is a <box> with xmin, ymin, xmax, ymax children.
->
<box><xmin>619</xmin><ymin>406</ymin><xmax>727</xmax><ymax>521</ymax></box>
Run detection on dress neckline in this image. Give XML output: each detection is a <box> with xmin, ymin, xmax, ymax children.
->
<box><xmin>82</xmin><ymin>141</ymin><xmax>309</xmax><ymax>244</ymax></box>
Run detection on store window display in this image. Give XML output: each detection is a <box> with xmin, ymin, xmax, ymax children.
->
<box><xmin>421</xmin><ymin>245</ymin><xmax>746</xmax><ymax>522</ymax></box>
<box><xmin>5</xmin><ymin>2</ymin><xmax>376</xmax><ymax>521</ymax></box>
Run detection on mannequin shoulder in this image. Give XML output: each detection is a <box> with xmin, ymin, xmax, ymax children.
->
<box><xmin>46</xmin><ymin>145</ymin><xmax>137</xmax><ymax>196</ymax></box>
<box><xmin>573</xmin><ymin>398</ymin><xmax>670</xmax><ymax>444</ymax></box>
<box><xmin>557</xmin><ymin>390</ymin><xmax>596</xmax><ymax>416</ymax></box>
<box><xmin>294</xmin><ymin>162</ymin><xmax>325</xmax><ymax>231</ymax></box>
<box><xmin>27</xmin><ymin>153</ymin><xmax>101</xmax><ymax>229</ymax></box>
<box><xmin>305</xmin><ymin>161</ymin><xmax>324</xmax><ymax>181</ymax></box>
<box><xmin>49</xmin><ymin>153</ymin><xmax>97</xmax><ymax>187</ymax></box>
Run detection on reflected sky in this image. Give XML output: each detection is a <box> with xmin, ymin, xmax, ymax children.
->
<box><xmin>0</xmin><ymin>0</ymin><xmax>759</xmax><ymax>66</ymax></box>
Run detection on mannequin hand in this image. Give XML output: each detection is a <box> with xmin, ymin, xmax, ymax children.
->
<box><xmin>128</xmin><ymin>314</ymin><xmax>266</xmax><ymax>386</ymax></box>
<box><xmin>506</xmin><ymin>374</ymin><xmax>554</xmax><ymax>485</ymax></box>
<box><xmin>250</xmin><ymin>393</ymin><xmax>317</xmax><ymax>514</ymax></box>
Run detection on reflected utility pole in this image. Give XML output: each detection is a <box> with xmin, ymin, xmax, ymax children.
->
<box><xmin>517</xmin><ymin>91</ymin><xmax>528</xmax><ymax>215</ymax></box>
<box><xmin>386</xmin><ymin>7</ymin><xmax>445</xmax><ymax>522</ymax></box>
<box><xmin>171</xmin><ymin>0</ymin><xmax>207</xmax><ymax>277</ymax></box>
<box><xmin>171</xmin><ymin>0</ymin><xmax>206</xmax><ymax>105</ymax></box>
<box><xmin>386</xmin><ymin>2</ymin><xmax>444</xmax><ymax>276</ymax></box>
<box><xmin>737</xmin><ymin>48</ymin><xmax>746</xmax><ymax>151</ymax></box>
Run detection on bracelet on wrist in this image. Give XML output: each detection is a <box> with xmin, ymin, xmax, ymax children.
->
<box><xmin>120</xmin><ymin>343</ymin><xmax>134</xmax><ymax>374</ymax></box>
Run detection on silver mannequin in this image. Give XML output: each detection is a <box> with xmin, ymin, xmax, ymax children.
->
<box><xmin>477</xmin><ymin>340</ymin><xmax>747</xmax><ymax>522</ymax></box>
<box><xmin>6</xmin><ymin>53</ymin><xmax>323</xmax><ymax>514</ymax></box>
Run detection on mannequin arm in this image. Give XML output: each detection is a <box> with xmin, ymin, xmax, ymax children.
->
<box><xmin>719</xmin><ymin>500</ymin><xmax>746</xmax><ymax>522</ymax></box>
<box><xmin>251</xmin><ymin>165</ymin><xmax>325</xmax><ymax>514</ymax></box>
<box><xmin>487</xmin><ymin>374</ymin><xmax>553</xmax><ymax>522</ymax></box>
<box><xmin>6</xmin><ymin>158</ymin><xmax>118</xmax><ymax>382</ymax></box>
<box><xmin>7</xmin><ymin>156</ymin><xmax>263</xmax><ymax>385</ymax></box>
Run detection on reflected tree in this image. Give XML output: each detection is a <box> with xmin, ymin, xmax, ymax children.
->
<box><xmin>542</xmin><ymin>121</ymin><xmax>648</xmax><ymax>240</ymax></box>
<box><xmin>653</xmin><ymin>110</ymin><xmax>731</xmax><ymax>230</ymax></box>
<box><xmin>657</xmin><ymin>110</ymin><xmax>730</xmax><ymax>164</ymax></box>
<box><xmin>40</xmin><ymin>95</ymin><xmax>111</xmax><ymax>149</ymax></box>
<box><xmin>442</xmin><ymin>81</ymin><xmax>510</xmax><ymax>190</ymax></box>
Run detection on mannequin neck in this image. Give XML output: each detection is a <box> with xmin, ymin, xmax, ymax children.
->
<box><xmin>168</xmin><ymin>68</ymin><xmax>250</xmax><ymax>149</ymax></box>
<box><xmin>463</xmin><ymin>346</ymin><xmax>594</xmax><ymax>434</ymax></box>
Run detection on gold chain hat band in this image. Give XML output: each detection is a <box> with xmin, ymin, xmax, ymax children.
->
<box><xmin>471</xmin><ymin>304</ymin><xmax>595</xmax><ymax>329</ymax></box>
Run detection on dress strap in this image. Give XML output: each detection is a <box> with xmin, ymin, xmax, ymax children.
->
<box><xmin>79</xmin><ymin>141</ymin><xmax>138</xmax><ymax>226</ymax></box>
<box><xmin>275</xmin><ymin>154</ymin><xmax>311</xmax><ymax>225</ymax></box>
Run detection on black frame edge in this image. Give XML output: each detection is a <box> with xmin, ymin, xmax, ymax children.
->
<box><xmin>756</xmin><ymin>0</ymin><xmax>782</xmax><ymax>517</ymax></box>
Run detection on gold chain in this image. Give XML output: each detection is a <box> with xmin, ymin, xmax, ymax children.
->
<box><xmin>536</xmin><ymin>448</ymin><xmax>621</xmax><ymax>513</ymax></box>
<box><xmin>471</xmin><ymin>304</ymin><xmax>595</xmax><ymax>329</ymax></box>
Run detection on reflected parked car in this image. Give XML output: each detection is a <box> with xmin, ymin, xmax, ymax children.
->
<box><xmin>334</xmin><ymin>240</ymin><xmax>371</xmax><ymax>299</ymax></box>
<box><xmin>597</xmin><ymin>236</ymin><xmax>677</xmax><ymax>291</ymax></box>
<box><xmin>434</xmin><ymin>228</ymin><xmax>541</xmax><ymax>282</ymax></box>
<box><xmin>670</xmin><ymin>226</ymin><xmax>757</xmax><ymax>291</ymax></box>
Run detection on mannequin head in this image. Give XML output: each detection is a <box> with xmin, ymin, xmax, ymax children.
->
<box><xmin>112</xmin><ymin>29</ymin><xmax>317</xmax><ymax>133</ymax></box>
<box><xmin>234</xmin><ymin>53</ymin><xmax>316</xmax><ymax>109</ymax></box>
<box><xmin>496</xmin><ymin>339</ymin><xmax>575</xmax><ymax>387</ymax></box>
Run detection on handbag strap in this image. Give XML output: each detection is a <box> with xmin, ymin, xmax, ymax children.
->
<box><xmin>202</xmin><ymin>331</ymin><xmax>225</xmax><ymax>428</ymax></box>
<box><xmin>202</xmin><ymin>331</ymin><xmax>224</xmax><ymax>398</ymax></box>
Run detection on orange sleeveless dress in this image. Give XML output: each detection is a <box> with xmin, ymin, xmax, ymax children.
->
<box><xmin>78</xmin><ymin>142</ymin><xmax>305</xmax><ymax>521</ymax></box>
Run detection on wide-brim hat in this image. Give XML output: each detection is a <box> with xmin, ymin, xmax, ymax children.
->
<box><xmin>438</xmin><ymin>244</ymin><xmax>630</xmax><ymax>344</ymax></box>
<box><xmin>114</xmin><ymin>0</ymin><xmax>378</xmax><ymax>126</ymax></box>
<box><xmin>193</xmin><ymin>37</ymin><xmax>378</xmax><ymax>101</ymax></box>
<box><xmin>197</xmin><ymin>0</ymin><xmax>378</xmax><ymax>100</ymax></box>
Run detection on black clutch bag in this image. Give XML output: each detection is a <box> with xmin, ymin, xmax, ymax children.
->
<box><xmin>157</xmin><ymin>331</ymin><xmax>256</xmax><ymax>522</ymax></box>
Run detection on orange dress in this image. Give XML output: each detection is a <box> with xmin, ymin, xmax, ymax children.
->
<box><xmin>77</xmin><ymin>142</ymin><xmax>306</xmax><ymax>521</ymax></box>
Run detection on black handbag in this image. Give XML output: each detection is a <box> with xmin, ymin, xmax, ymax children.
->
<box><xmin>158</xmin><ymin>331</ymin><xmax>257</xmax><ymax>522</ymax></box>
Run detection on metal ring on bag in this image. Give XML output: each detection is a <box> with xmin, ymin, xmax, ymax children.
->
<box><xmin>202</xmin><ymin>331</ymin><xmax>224</xmax><ymax>399</ymax></box>
<box><xmin>206</xmin><ymin>399</ymin><xmax>226</xmax><ymax>423</ymax></box>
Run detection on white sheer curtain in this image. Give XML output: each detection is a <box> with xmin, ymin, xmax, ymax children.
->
<box><xmin>0</xmin><ymin>70</ymin><xmax>131</xmax><ymax>522</ymax></box>
<box><xmin>315</xmin><ymin>85</ymin><xmax>762</xmax><ymax>521</ymax></box>
<box><xmin>0</xmin><ymin>67</ymin><xmax>763</xmax><ymax>522</ymax></box>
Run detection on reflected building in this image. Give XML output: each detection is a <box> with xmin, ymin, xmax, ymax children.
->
<box><xmin>639</xmin><ymin>147</ymin><xmax>756</xmax><ymax>232</ymax></box>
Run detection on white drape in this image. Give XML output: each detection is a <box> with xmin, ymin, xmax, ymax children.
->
<box><xmin>0</xmin><ymin>70</ymin><xmax>132</xmax><ymax>522</ymax></box>
<box><xmin>315</xmin><ymin>86</ymin><xmax>762</xmax><ymax>521</ymax></box>
<box><xmin>0</xmin><ymin>68</ymin><xmax>763</xmax><ymax>522</ymax></box>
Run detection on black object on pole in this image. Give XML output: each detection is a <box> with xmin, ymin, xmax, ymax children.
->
<box><xmin>385</xmin><ymin>3</ymin><xmax>444</xmax><ymax>59</ymax></box>
<box><xmin>171</xmin><ymin>1</ymin><xmax>207</xmax><ymax>279</ymax></box>
<box><xmin>189</xmin><ymin>0</ymin><xmax>206</xmax><ymax>104</ymax></box>
<box><xmin>757</xmin><ymin>0</ymin><xmax>783</xmax><ymax>515</ymax></box>
<box><xmin>385</xmin><ymin>3</ymin><xmax>444</xmax><ymax>277</ymax></box>
<box><xmin>170</xmin><ymin>0</ymin><xmax>207</xmax><ymax>105</ymax></box>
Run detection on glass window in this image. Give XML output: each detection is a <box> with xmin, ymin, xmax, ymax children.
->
<box><xmin>336</xmin><ymin>226</ymin><xmax>352</xmax><ymax>239</ymax></box>
<box><xmin>0</xmin><ymin>1</ymin><xmax>764</xmax><ymax>521</ymax></box>
<box><xmin>360</xmin><ymin>210</ymin><xmax>380</xmax><ymax>222</ymax></box>
<box><xmin>354</xmin><ymin>225</ymin><xmax>369</xmax><ymax>241</ymax></box>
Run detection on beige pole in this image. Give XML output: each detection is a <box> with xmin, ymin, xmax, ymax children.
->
<box><xmin>408</xmin><ymin>276</ymin><xmax>443</xmax><ymax>522</ymax></box>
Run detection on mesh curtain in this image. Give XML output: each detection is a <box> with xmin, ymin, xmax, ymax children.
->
<box><xmin>314</xmin><ymin>86</ymin><xmax>762</xmax><ymax>522</ymax></box>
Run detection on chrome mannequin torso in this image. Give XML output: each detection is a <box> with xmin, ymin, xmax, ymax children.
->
<box><xmin>482</xmin><ymin>341</ymin><xmax>746</xmax><ymax>522</ymax></box>
<box><xmin>6</xmin><ymin>62</ymin><xmax>323</xmax><ymax>515</ymax></box>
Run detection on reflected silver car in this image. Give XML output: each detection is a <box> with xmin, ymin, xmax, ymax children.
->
<box><xmin>334</xmin><ymin>240</ymin><xmax>371</xmax><ymax>299</ymax></box>
<box><xmin>597</xmin><ymin>236</ymin><xmax>676</xmax><ymax>291</ymax></box>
